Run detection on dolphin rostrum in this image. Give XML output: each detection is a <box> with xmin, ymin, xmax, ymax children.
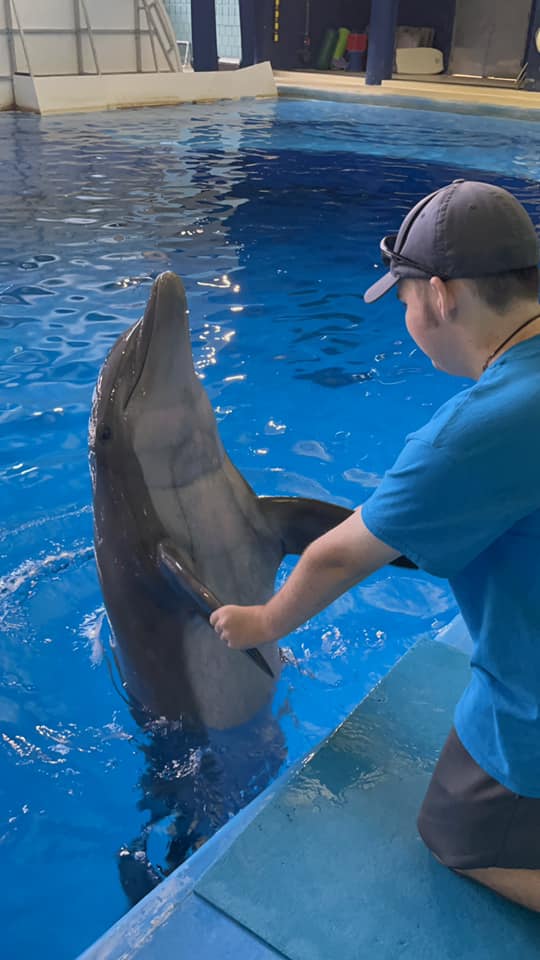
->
<box><xmin>89</xmin><ymin>272</ymin><xmax>413</xmax><ymax>731</ymax></box>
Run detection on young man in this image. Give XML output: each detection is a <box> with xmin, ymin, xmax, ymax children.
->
<box><xmin>210</xmin><ymin>180</ymin><xmax>540</xmax><ymax>912</ymax></box>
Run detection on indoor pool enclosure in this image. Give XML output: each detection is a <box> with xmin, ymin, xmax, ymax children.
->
<box><xmin>2</xmin><ymin>2</ymin><xmax>540</xmax><ymax>959</ymax></box>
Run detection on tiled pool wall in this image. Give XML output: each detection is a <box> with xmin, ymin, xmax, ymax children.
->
<box><xmin>165</xmin><ymin>0</ymin><xmax>241</xmax><ymax>61</ymax></box>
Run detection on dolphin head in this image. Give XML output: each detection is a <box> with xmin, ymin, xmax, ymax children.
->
<box><xmin>90</xmin><ymin>272</ymin><xmax>224</xmax><ymax>491</ymax></box>
<box><xmin>124</xmin><ymin>271</ymin><xmax>198</xmax><ymax>409</ymax></box>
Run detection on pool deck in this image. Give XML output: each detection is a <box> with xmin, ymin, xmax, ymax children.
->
<box><xmin>274</xmin><ymin>70</ymin><xmax>540</xmax><ymax>118</ymax></box>
<box><xmin>78</xmin><ymin>622</ymin><xmax>540</xmax><ymax>960</ymax></box>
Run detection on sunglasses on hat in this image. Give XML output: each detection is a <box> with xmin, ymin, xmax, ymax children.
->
<box><xmin>379</xmin><ymin>234</ymin><xmax>435</xmax><ymax>275</ymax></box>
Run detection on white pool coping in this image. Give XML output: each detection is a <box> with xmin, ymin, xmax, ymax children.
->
<box><xmin>6</xmin><ymin>62</ymin><xmax>277</xmax><ymax>115</ymax></box>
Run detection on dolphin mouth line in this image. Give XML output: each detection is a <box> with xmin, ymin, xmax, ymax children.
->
<box><xmin>122</xmin><ymin>274</ymin><xmax>189</xmax><ymax>413</ymax></box>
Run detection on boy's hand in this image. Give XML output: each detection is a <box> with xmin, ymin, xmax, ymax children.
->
<box><xmin>209</xmin><ymin>604</ymin><xmax>273</xmax><ymax>650</ymax></box>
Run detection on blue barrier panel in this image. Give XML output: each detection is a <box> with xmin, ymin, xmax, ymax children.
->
<box><xmin>366</xmin><ymin>0</ymin><xmax>399</xmax><ymax>86</ymax></box>
<box><xmin>191</xmin><ymin>0</ymin><xmax>218</xmax><ymax>72</ymax></box>
<box><xmin>525</xmin><ymin>0</ymin><xmax>540</xmax><ymax>91</ymax></box>
<box><xmin>239</xmin><ymin>0</ymin><xmax>257</xmax><ymax>66</ymax></box>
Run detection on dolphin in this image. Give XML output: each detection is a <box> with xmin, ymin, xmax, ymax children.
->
<box><xmin>89</xmin><ymin>271</ymin><xmax>413</xmax><ymax>731</ymax></box>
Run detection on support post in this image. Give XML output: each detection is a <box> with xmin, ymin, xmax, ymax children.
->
<box><xmin>190</xmin><ymin>0</ymin><xmax>218</xmax><ymax>72</ymax></box>
<box><xmin>140</xmin><ymin>0</ymin><xmax>159</xmax><ymax>70</ymax></box>
<box><xmin>134</xmin><ymin>0</ymin><xmax>142</xmax><ymax>73</ymax></box>
<box><xmin>79</xmin><ymin>0</ymin><xmax>101</xmax><ymax>74</ymax></box>
<box><xmin>9</xmin><ymin>0</ymin><xmax>32</xmax><ymax>74</ymax></box>
<box><xmin>365</xmin><ymin>0</ymin><xmax>399</xmax><ymax>86</ymax></box>
<box><xmin>4</xmin><ymin>0</ymin><xmax>17</xmax><ymax>75</ymax></box>
<box><xmin>524</xmin><ymin>0</ymin><xmax>540</xmax><ymax>91</ymax></box>
<box><xmin>239</xmin><ymin>0</ymin><xmax>257</xmax><ymax>67</ymax></box>
<box><xmin>73</xmin><ymin>0</ymin><xmax>83</xmax><ymax>74</ymax></box>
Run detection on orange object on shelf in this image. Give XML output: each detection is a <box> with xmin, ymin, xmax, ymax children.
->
<box><xmin>347</xmin><ymin>33</ymin><xmax>368</xmax><ymax>53</ymax></box>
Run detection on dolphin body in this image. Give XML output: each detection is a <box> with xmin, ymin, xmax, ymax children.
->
<box><xmin>89</xmin><ymin>271</ymin><xmax>364</xmax><ymax>730</ymax></box>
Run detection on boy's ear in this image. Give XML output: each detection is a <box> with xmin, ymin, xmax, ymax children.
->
<box><xmin>430</xmin><ymin>276</ymin><xmax>457</xmax><ymax>321</ymax></box>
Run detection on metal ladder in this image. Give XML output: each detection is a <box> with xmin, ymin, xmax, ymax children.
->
<box><xmin>135</xmin><ymin>0</ymin><xmax>181</xmax><ymax>73</ymax></box>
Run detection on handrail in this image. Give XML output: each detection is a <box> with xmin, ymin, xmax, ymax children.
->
<box><xmin>8</xmin><ymin>0</ymin><xmax>32</xmax><ymax>75</ymax></box>
<box><xmin>73</xmin><ymin>0</ymin><xmax>82</xmax><ymax>73</ymax></box>
<box><xmin>134</xmin><ymin>0</ymin><xmax>142</xmax><ymax>73</ymax></box>
<box><xmin>143</xmin><ymin>0</ymin><xmax>181</xmax><ymax>71</ymax></box>
<box><xmin>3</xmin><ymin>0</ymin><xmax>16</xmax><ymax>75</ymax></box>
<box><xmin>140</xmin><ymin>0</ymin><xmax>159</xmax><ymax>71</ymax></box>
<box><xmin>79</xmin><ymin>0</ymin><xmax>101</xmax><ymax>74</ymax></box>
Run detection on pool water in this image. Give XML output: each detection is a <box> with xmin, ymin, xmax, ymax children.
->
<box><xmin>1</xmin><ymin>99</ymin><xmax>539</xmax><ymax>960</ymax></box>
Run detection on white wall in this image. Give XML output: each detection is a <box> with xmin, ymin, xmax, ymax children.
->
<box><xmin>0</xmin><ymin>1</ymin><xmax>274</xmax><ymax>114</ymax></box>
<box><xmin>0</xmin><ymin>0</ymin><xmax>180</xmax><ymax>85</ymax></box>
<box><xmin>0</xmin><ymin>76</ymin><xmax>12</xmax><ymax>109</ymax></box>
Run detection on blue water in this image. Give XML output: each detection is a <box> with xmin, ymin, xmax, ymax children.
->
<box><xmin>1</xmin><ymin>99</ymin><xmax>539</xmax><ymax>960</ymax></box>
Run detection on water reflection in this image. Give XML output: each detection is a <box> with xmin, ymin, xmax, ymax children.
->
<box><xmin>119</xmin><ymin>708</ymin><xmax>286</xmax><ymax>905</ymax></box>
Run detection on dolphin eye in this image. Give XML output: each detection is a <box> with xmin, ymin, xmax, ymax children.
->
<box><xmin>100</xmin><ymin>425</ymin><xmax>112</xmax><ymax>443</ymax></box>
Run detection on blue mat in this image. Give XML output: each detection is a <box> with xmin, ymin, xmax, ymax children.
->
<box><xmin>196</xmin><ymin>640</ymin><xmax>540</xmax><ymax>960</ymax></box>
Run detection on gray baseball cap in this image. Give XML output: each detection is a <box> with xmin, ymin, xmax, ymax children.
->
<box><xmin>363</xmin><ymin>179</ymin><xmax>540</xmax><ymax>303</ymax></box>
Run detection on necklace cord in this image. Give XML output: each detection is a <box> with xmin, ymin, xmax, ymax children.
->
<box><xmin>482</xmin><ymin>312</ymin><xmax>540</xmax><ymax>372</ymax></box>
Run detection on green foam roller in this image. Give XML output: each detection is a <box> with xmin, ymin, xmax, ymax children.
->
<box><xmin>316</xmin><ymin>28</ymin><xmax>337</xmax><ymax>70</ymax></box>
<box><xmin>332</xmin><ymin>27</ymin><xmax>350</xmax><ymax>61</ymax></box>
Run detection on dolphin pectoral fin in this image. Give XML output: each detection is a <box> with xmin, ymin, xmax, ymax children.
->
<box><xmin>240</xmin><ymin>647</ymin><xmax>274</xmax><ymax>679</ymax></box>
<box><xmin>158</xmin><ymin>542</ymin><xmax>220</xmax><ymax>618</ymax></box>
<box><xmin>157</xmin><ymin>543</ymin><xmax>275</xmax><ymax>680</ymax></box>
<box><xmin>257</xmin><ymin>496</ymin><xmax>417</xmax><ymax>569</ymax></box>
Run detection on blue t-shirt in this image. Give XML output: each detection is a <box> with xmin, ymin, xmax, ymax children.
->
<box><xmin>362</xmin><ymin>335</ymin><xmax>540</xmax><ymax>797</ymax></box>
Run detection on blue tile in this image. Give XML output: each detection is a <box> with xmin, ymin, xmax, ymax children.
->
<box><xmin>164</xmin><ymin>1</ymin><xmax>242</xmax><ymax>59</ymax></box>
<box><xmin>163</xmin><ymin>0</ymin><xmax>192</xmax><ymax>43</ymax></box>
<box><xmin>129</xmin><ymin>894</ymin><xmax>281</xmax><ymax>960</ymax></box>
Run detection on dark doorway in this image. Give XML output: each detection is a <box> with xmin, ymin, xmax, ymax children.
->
<box><xmin>450</xmin><ymin>0</ymin><xmax>532</xmax><ymax>80</ymax></box>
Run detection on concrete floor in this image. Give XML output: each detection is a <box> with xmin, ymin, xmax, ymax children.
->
<box><xmin>274</xmin><ymin>70</ymin><xmax>540</xmax><ymax>115</ymax></box>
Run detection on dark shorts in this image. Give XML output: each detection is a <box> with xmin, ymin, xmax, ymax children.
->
<box><xmin>417</xmin><ymin>727</ymin><xmax>540</xmax><ymax>871</ymax></box>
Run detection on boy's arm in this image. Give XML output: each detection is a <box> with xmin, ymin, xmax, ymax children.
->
<box><xmin>209</xmin><ymin>508</ymin><xmax>400</xmax><ymax>649</ymax></box>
